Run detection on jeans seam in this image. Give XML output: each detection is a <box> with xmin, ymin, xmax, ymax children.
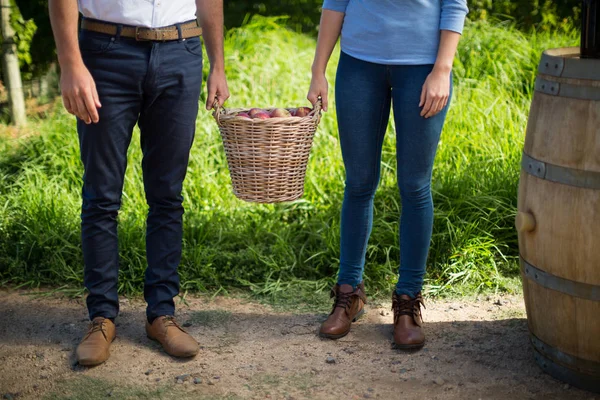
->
<box><xmin>371</xmin><ymin>90</ymin><xmax>388</xmax><ymax>195</ymax></box>
<box><xmin>357</xmin><ymin>82</ymin><xmax>390</xmax><ymax>281</ymax></box>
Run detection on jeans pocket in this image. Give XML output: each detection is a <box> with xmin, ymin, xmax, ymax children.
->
<box><xmin>183</xmin><ymin>37</ymin><xmax>203</xmax><ymax>56</ymax></box>
<box><xmin>79</xmin><ymin>30</ymin><xmax>116</xmax><ymax>54</ymax></box>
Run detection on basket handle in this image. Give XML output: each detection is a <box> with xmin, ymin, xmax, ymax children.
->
<box><xmin>310</xmin><ymin>97</ymin><xmax>323</xmax><ymax>115</ymax></box>
<box><xmin>212</xmin><ymin>97</ymin><xmax>322</xmax><ymax>125</ymax></box>
<box><xmin>309</xmin><ymin>97</ymin><xmax>323</xmax><ymax>125</ymax></box>
<box><xmin>212</xmin><ymin>98</ymin><xmax>226</xmax><ymax>126</ymax></box>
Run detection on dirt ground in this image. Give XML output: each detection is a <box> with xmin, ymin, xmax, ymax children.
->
<box><xmin>0</xmin><ymin>289</ymin><xmax>596</xmax><ymax>400</ymax></box>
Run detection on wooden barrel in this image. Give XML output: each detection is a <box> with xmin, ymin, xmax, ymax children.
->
<box><xmin>517</xmin><ymin>47</ymin><xmax>600</xmax><ymax>393</ymax></box>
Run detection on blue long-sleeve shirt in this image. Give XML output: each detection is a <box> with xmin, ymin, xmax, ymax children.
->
<box><xmin>322</xmin><ymin>0</ymin><xmax>469</xmax><ymax>65</ymax></box>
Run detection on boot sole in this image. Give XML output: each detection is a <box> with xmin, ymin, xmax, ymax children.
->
<box><xmin>77</xmin><ymin>357</ymin><xmax>109</xmax><ymax>367</ymax></box>
<box><xmin>318</xmin><ymin>308</ymin><xmax>366</xmax><ymax>340</ymax></box>
<box><xmin>392</xmin><ymin>340</ymin><xmax>425</xmax><ymax>350</ymax></box>
<box><xmin>146</xmin><ymin>334</ymin><xmax>199</xmax><ymax>358</ymax></box>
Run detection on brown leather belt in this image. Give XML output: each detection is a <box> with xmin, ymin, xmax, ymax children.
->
<box><xmin>81</xmin><ymin>19</ymin><xmax>202</xmax><ymax>41</ymax></box>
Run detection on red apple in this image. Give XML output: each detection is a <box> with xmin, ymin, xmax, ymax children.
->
<box><xmin>288</xmin><ymin>108</ymin><xmax>298</xmax><ymax>116</ymax></box>
<box><xmin>270</xmin><ymin>108</ymin><xmax>291</xmax><ymax>118</ymax></box>
<box><xmin>248</xmin><ymin>108</ymin><xmax>266</xmax><ymax>117</ymax></box>
<box><xmin>295</xmin><ymin>107</ymin><xmax>313</xmax><ymax>117</ymax></box>
<box><xmin>236</xmin><ymin>112</ymin><xmax>251</xmax><ymax>119</ymax></box>
<box><xmin>251</xmin><ymin>112</ymin><xmax>270</xmax><ymax>120</ymax></box>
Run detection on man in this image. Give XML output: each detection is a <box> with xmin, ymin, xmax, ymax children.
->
<box><xmin>48</xmin><ymin>0</ymin><xmax>229</xmax><ymax>366</ymax></box>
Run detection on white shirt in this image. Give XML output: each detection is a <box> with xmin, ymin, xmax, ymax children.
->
<box><xmin>79</xmin><ymin>0</ymin><xmax>197</xmax><ymax>28</ymax></box>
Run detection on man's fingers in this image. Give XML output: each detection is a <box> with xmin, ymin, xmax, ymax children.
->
<box><xmin>83</xmin><ymin>90</ymin><xmax>99</xmax><ymax>123</ymax></box>
<box><xmin>206</xmin><ymin>89</ymin><xmax>217</xmax><ymax>110</ymax></box>
<box><xmin>218</xmin><ymin>88</ymin><xmax>231</xmax><ymax>106</ymax></box>
<box><xmin>321</xmin><ymin>92</ymin><xmax>328</xmax><ymax>112</ymax></box>
<box><xmin>91</xmin><ymin>83</ymin><xmax>102</xmax><ymax>109</ymax></box>
<box><xmin>215</xmin><ymin>94</ymin><xmax>228</xmax><ymax>108</ymax></box>
<box><xmin>63</xmin><ymin>95</ymin><xmax>74</xmax><ymax>115</ymax></box>
<box><xmin>75</xmin><ymin>95</ymin><xmax>91</xmax><ymax>124</ymax></box>
<box><xmin>222</xmin><ymin>87</ymin><xmax>231</xmax><ymax>102</ymax></box>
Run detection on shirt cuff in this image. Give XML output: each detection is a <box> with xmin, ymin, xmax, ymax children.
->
<box><xmin>440</xmin><ymin>17</ymin><xmax>466</xmax><ymax>34</ymax></box>
<box><xmin>322</xmin><ymin>0</ymin><xmax>349</xmax><ymax>13</ymax></box>
<box><xmin>440</xmin><ymin>1</ymin><xmax>468</xmax><ymax>34</ymax></box>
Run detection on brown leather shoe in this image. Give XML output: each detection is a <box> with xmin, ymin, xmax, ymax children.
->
<box><xmin>319</xmin><ymin>282</ymin><xmax>367</xmax><ymax>339</ymax></box>
<box><xmin>76</xmin><ymin>317</ymin><xmax>116</xmax><ymax>366</ymax></box>
<box><xmin>146</xmin><ymin>316</ymin><xmax>199</xmax><ymax>358</ymax></box>
<box><xmin>392</xmin><ymin>292</ymin><xmax>425</xmax><ymax>349</ymax></box>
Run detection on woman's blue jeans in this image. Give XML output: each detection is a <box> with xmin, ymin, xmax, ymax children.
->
<box><xmin>335</xmin><ymin>52</ymin><xmax>451</xmax><ymax>297</ymax></box>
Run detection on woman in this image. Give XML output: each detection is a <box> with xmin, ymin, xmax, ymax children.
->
<box><xmin>307</xmin><ymin>0</ymin><xmax>468</xmax><ymax>349</ymax></box>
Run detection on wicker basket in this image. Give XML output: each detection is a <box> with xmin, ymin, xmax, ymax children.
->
<box><xmin>213</xmin><ymin>101</ymin><xmax>322</xmax><ymax>203</ymax></box>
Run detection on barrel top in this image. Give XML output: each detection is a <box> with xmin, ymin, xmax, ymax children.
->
<box><xmin>539</xmin><ymin>47</ymin><xmax>600</xmax><ymax>81</ymax></box>
<box><xmin>543</xmin><ymin>47</ymin><xmax>580</xmax><ymax>58</ymax></box>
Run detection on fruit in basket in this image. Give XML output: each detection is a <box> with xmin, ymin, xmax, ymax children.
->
<box><xmin>270</xmin><ymin>108</ymin><xmax>291</xmax><ymax>118</ymax></box>
<box><xmin>249</xmin><ymin>108</ymin><xmax>266</xmax><ymax>117</ymax></box>
<box><xmin>236</xmin><ymin>112</ymin><xmax>251</xmax><ymax>119</ymax></box>
<box><xmin>288</xmin><ymin>108</ymin><xmax>297</xmax><ymax>116</ymax></box>
<box><xmin>251</xmin><ymin>112</ymin><xmax>270</xmax><ymax>120</ymax></box>
<box><xmin>295</xmin><ymin>107</ymin><xmax>313</xmax><ymax>117</ymax></box>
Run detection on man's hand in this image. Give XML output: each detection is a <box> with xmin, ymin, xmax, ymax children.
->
<box><xmin>61</xmin><ymin>62</ymin><xmax>101</xmax><ymax>124</ymax></box>
<box><xmin>205</xmin><ymin>69</ymin><xmax>230</xmax><ymax>110</ymax></box>
<box><xmin>196</xmin><ymin>0</ymin><xmax>228</xmax><ymax>110</ymax></box>
<box><xmin>49</xmin><ymin>0</ymin><xmax>99</xmax><ymax>123</ymax></box>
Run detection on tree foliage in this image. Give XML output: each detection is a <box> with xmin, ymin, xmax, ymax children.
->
<box><xmin>468</xmin><ymin>0</ymin><xmax>582</xmax><ymax>30</ymax></box>
<box><xmin>0</xmin><ymin>0</ymin><xmax>38</xmax><ymax>81</ymax></box>
<box><xmin>14</xmin><ymin>0</ymin><xmax>53</xmax><ymax>78</ymax></box>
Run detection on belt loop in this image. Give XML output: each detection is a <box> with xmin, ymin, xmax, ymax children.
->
<box><xmin>115</xmin><ymin>24</ymin><xmax>123</xmax><ymax>42</ymax></box>
<box><xmin>176</xmin><ymin>23</ymin><xmax>183</xmax><ymax>41</ymax></box>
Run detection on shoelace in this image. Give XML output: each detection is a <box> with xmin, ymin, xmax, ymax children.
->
<box><xmin>333</xmin><ymin>291</ymin><xmax>354</xmax><ymax>311</ymax></box>
<box><xmin>85</xmin><ymin>319</ymin><xmax>108</xmax><ymax>340</ymax></box>
<box><xmin>162</xmin><ymin>315</ymin><xmax>184</xmax><ymax>331</ymax></box>
<box><xmin>392</xmin><ymin>295</ymin><xmax>425</xmax><ymax>325</ymax></box>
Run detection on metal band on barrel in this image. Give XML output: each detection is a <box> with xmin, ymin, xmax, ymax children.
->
<box><xmin>535</xmin><ymin>77</ymin><xmax>600</xmax><ymax>100</ymax></box>
<box><xmin>521</xmin><ymin>257</ymin><xmax>600</xmax><ymax>301</ymax></box>
<box><xmin>530</xmin><ymin>334</ymin><xmax>600</xmax><ymax>393</ymax></box>
<box><xmin>538</xmin><ymin>48</ymin><xmax>600</xmax><ymax>81</ymax></box>
<box><xmin>521</xmin><ymin>152</ymin><xmax>600</xmax><ymax>190</ymax></box>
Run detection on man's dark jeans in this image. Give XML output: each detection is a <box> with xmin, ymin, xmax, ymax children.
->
<box><xmin>77</xmin><ymin>26</ymin><xmax>203</xmax><ymax>322</ymax></box>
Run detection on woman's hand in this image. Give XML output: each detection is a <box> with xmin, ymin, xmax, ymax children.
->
<box><xmin>307</xmin><ymin>73</ymin><xmax>329</xmax><ymax>111</ymax></box>
<box><xmin>419</xmin><ymin>68</ymin><xmax>451</xmax><ymax>118</ymax></box>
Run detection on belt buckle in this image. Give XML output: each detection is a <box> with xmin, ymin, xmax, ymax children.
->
<box><xmin>135</xmin><ymin>26</ymin><xmax>150</xmax><ymax>41</ymax></box>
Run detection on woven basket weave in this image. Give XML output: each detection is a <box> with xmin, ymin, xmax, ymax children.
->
<box><xmin>213</xmin><ymin>102</ymin><xmax>321</xmax><ymax>203</ymax></box>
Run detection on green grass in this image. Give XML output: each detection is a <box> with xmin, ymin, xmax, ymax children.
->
<box><xmin>0</xmin><ymin>17</ymin><xmax>579</xmax><ymax>300</ymax></box>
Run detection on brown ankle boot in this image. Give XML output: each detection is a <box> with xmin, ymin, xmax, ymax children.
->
<box><xmin>319</xmin><ymin>282</ymin><xmax>367</xmax><ymax>339</ymax></box>
<box><xmin>392</xmin><ymin>292</ymin><xmax>425</xmax><ymax>349</ymax></box>
<box><xmin>146</xmin><ymin>316</ymin><xmax>199</xmax><ymax>358</ymax></box>
<box><xmin>76</xmin><ymin>317</ymin><xmax>116</xmax><ymax>366</ymax></box>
